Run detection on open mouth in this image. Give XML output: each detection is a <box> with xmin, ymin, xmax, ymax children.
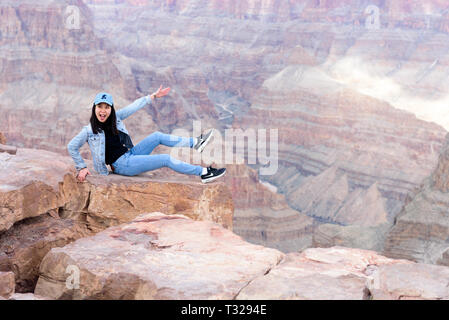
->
<box><xmin>99</xmin><ymin>115</ymin><xmax>106</xmax><ymax>121</ymax></box>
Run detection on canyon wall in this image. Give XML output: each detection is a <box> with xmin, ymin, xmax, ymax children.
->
<box><xmin>383</xmin><ymin>133</ymin><xmax>449</xmax><ymax>265</ymax></box>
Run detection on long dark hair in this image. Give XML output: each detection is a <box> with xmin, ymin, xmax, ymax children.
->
<box><xmin>90</xmin><ymin>103</ymin><xmax>119</xmax><ymax>135</ymax></box>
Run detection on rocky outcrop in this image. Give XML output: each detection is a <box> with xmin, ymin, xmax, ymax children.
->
<box><xmin>1</xmin><ymin>146</ymin><xmax>234</xmax><ymax>293</ymax></box>
<box><xmin>34</xmin><ymin>214</ymin><xmax>449</xmax><ymax>300</ymax></box>
<box><xmin>1</xmin><ymin>147</ymin><xmax>233</xmax><ymax>233</ymax></box>
<box><xmin>60</xmin><ymin>170</ymin><xmax>233</xmax><ymax>232</ymax></box>
<box><xmin>34</xmin><ymin>212</ymin><xmax>283</xmax><ymax>300</ymax></box>
<box><xmin>383</xmin><ymin>134</ymin><xmax>449</xmax><ymax>265</ymax></box>
<box><xmin>368</xmin><ymin>263</ymin><xmax>449</xmax><ymax>300</ymax></box>
<box><xmin>0</xmin><ymin>148</ymin><xmax>74</xmax><ymax>232</ymax></box>
<box><xmin>237</xmin><ymin>247</ymin><xmax>410</xmax><ymax>300</ymax></box>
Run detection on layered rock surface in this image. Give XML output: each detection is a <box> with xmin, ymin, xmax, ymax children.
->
<box><xmin>238</xmin><ymin>246</ymin><xmax>449</xmax><ymax>300</ymax></box>
<box><xmin>157</xmin><ymin>142</ymin><xmax>316</xmax><ymax>252</ymax></box>
<box><xmin>34</xmin><ymin>214</ymin><xmax>449</xmax><ymax>300</ymax></box>
<box><xmin>35</xmin><ymin>212</ymin><xmax>283</xmax><ymax>300</ymax></box>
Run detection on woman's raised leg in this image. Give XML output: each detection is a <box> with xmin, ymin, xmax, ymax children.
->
<box><xmin>117</xmin><ymin>154</ymin><xmax>203</xmax><ymax>176</ymax></box>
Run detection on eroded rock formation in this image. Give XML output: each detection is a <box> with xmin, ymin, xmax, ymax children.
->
<box><xmin>0</xmin><ymin>215</ymin><xmax>93</xmax><ymax>293</ymax></box>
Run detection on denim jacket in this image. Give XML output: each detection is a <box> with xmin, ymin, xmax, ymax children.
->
<box><xmin>67</xmin><ymin>95</ymin><xmax>153</xmax><ymax>176</ymax></box>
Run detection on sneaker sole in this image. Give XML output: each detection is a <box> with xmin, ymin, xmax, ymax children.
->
<box><xmin>201</xmin><ymin>170</ymin><xmax>226</xmax><ymax>184</ymax></box>
<box><xmin>197</xmin><ymin>130</ymin><xmax>214</xmax><ymax>153</ymax></box>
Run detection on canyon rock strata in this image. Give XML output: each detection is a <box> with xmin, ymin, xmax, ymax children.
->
<box><xmin>384</xmin><ymin>133</ymin><xmax>449</xmax><ymax>265</ymax></box>
<box><xmin>0</xmin><ymin>0</ymin><xmax>159</xmax><ymax>156</ymax></box>
<box><xmin>237</xmin><ymin>67</ymin><xmax>446</xmax><ymax>251</ymax></box>
<box><xmin>0</xmin><ymin>133</ymin><xmax>6</xmax><ymax>145</ymax></box>
<box><xmin>223</xmin><ymin>164</ymin><xmax>315</xmax><ymax>252</ymax></box>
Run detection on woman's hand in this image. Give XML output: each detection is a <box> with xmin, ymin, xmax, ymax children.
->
<box><xmin>151</xmin><ymin>85</ymin><xmax>171</xmax><ymax>99</ymax></box>
<box><xmin>76</xmin><ymin>167</ymin><xmax>91</xmax><ymax>182</ymax></box>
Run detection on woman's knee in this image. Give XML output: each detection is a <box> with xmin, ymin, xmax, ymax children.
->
<box><xmin>159</xmin><ymin>154</ymin><xmax>172</xmax><ymax>166</ymax></box>
<box><xmin>163</xmin><ymin>154</ymin><xmax>183</xmax><ymax>168</ymax></box>
<box><xmin>148</xmin><ymin>131</ymin><xmax>162</xmax><ymax>141</ymax></box>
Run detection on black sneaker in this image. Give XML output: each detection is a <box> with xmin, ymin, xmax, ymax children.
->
<box><xmin>193</xmin><ymin>130</ymin><xmax>213</xmax><ymax>153</ymax></box>
<box><xmin>201</xmin><ymin>166</ymin><xmax>226</xmax><ymax>184</ymax></box>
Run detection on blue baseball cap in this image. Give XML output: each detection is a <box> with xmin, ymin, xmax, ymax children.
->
<box><xmin>94</xmin><ymin>92</ymin><xmax>114</xmax><ymax>106</ymax></box>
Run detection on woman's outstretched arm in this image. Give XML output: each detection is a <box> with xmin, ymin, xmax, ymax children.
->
<box><xmin>115</xmin><ymin>85</ymin><xmax>171</xmax><ymax>120</ymax></box>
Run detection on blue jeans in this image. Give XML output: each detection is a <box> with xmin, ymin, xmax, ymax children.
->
<box><xmin>111</xmin><ymin>131</ymin><xmax>203</xmax><ymax>176</ymax></box>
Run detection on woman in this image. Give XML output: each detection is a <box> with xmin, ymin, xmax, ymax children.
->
<box><xmin>67</xmin><ymin>85</ymin><xmax>226</xmax><ymax>183</ymax></box>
